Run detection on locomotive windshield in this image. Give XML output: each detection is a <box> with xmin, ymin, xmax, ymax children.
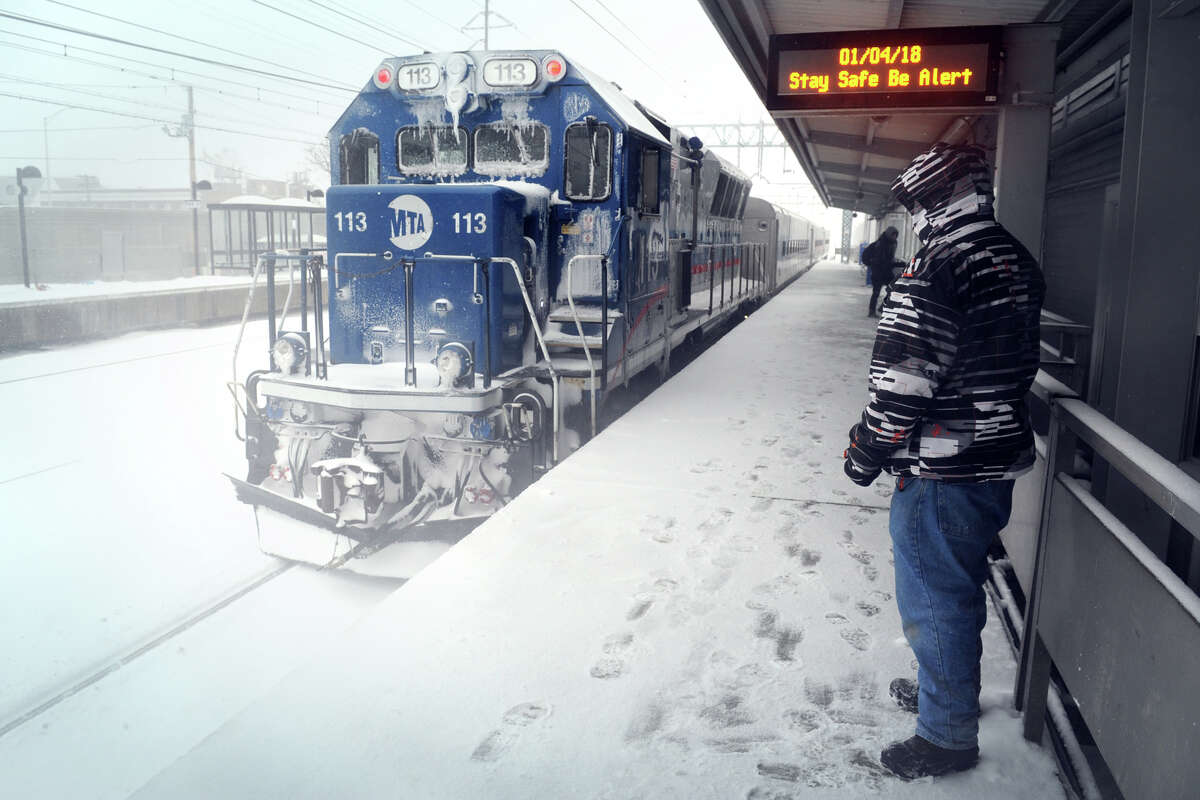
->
<box><xmin>340</xmin><ymin>128</ymin><xmax>380</xmax><ymax>185</ymax></box>
<box><xmin>564</xmin><ymin>121</ymin><xmax>612</xmax><ymax>201</ymax></box>
<box><xmin>474</xmin><ymin>122</ymin><xmax>550</xmax><ymax>175</ymax></box>
<box><xmin>397</xmin><ymin>126</ymin><xmax>469</xmax><ymax>175</ymax></box>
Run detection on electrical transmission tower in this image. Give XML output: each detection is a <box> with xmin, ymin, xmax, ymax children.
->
<box><xmin>461</xmin><ymin>0</ymin><xmax>513</xmax><ymax>50</ymax></box>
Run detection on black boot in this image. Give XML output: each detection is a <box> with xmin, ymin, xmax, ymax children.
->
<box><xmin>889</xmin><ymin>677</ymin><xmax>918</xmax><ymax>714</ymax></box>
<box><xmin>880</xmin><ymin>735</ymin><xmax>979</xmax><ymax>780</ymax></box>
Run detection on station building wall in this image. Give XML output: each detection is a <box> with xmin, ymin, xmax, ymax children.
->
<box><xmin>0</xmin><ymin>207</ymin><xmax>202</xmax><ymax>285</ymax></box>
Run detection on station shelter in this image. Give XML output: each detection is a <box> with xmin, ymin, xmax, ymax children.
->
<box><xmin>207</xmin><ymin>195</ymin><xmax>325</xmax><ymax>272</ymax></box>
<box><xmin>699</xmin><ymin>1</ymin><xmax>1200</xmax><ymax>797</ymax></box>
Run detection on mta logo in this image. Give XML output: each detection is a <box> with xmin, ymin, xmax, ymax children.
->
<box><xmin>387</xmin><ymin>194</ymin><xmax>433</xmax><ymax>250</ymax></box>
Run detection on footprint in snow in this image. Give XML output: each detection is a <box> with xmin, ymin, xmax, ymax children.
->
<box><xmin>590</xmin><ymin>657</ymin><xmax>626</xmax><ymax>679</ymax></box>
<box><xmin>703</xmin><ymin>733</ymin><xmax>778</xmax><ymax>753</ymax></box>
<box><xmin>824</xmin><ymin>612</ymin><xmax>850</xmax><ymax>625</ymax></box>
<box><xmin>699</xmin><ymin>694</ymin><xmax>755</xmax><ymax>728</ymax></box>
<box><xmin>624</xmin><ymin>704</ymin><xmax>665</xmax><ymax>742</ymax></box>
<box><xmin>602</xmin><ymin>632</ymin><xmax>634</xmax><ymax>654</ymax></box>
<box><xmin>782</xmin><ymin>708</ymin><xmax>823</xmax><ymax>734</ymax></box>
<box><xmin>470</xmin><ymin>701</ymin><xmax>552</xmax><ymax>762</ymax></box>
<box><xmin>839</xmin><ymin>628</ymin><xmax>872</xmax><ymax>652</ymax></box>
<box><xmin>751</xmin><ymin>496</ymin><xmax>775</xmax><ymax>512</ymax></box>
<box><xmin>855</xmin><ymin>601</ymin><xmax>881</xmax><ymax>617</ymax></box>
<box><xmin>699</xmin><ymin>507</ymin><xmax>735</xmax><ymax>531</ymax></box>
<box><xmin>747</xmin><ymin>784</ymin><xmax>801</xmax><ymax>800</ymax></box>
<box><xmin>642</xmin><ymin>514</ymin><xmax>678</xmax><ymax>544</ymax></box>
<box><xmin>803</xmin><ymin>678</ymin><xmax>834</xmax><ymax>708</ymax></box>
<box><xmin>627</xmin><ymin>595</ymin><xmax>655</xmax><ymax>620</ymax></box>
<box><xmin>756</xmin><ymin>611</ymin><xmax>804</xmax><ymax>662</ymax></box>
<box><xmin>861</xmin><ymin>565</ymin><xmax>880</xmax><ymax>582</ymax></box>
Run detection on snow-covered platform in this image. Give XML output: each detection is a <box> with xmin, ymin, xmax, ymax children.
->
<box><xmin>133</xmin><ymin>262</ymin><xmax>1065</xmax><ymax>799</ymax></box>
<box><xmin>0</xmin><ymin>275</ymin><xmax>272</xmax><ymax>350</ymax></box>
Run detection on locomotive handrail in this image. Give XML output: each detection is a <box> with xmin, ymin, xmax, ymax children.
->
<box><xmin>565</xmin><ymin>253</ymin><xmax>608</xmax><ymax>439</ymax></box>
<box><xmin>491</xmin><ymin>256</ymin><xmax>561</xmax><ymax>465</ymax></box>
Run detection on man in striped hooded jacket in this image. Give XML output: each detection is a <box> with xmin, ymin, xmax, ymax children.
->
<box><xmin>842</xmin><ymin>143</ymin><xmax>1045</xmax><ymax>780</ymax></box>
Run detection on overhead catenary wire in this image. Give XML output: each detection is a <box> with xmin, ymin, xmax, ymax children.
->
<box><xmin>591</xmin><ymin>0</ymin><xmax>656</xmax><ymax>53</ymax></box>
<box><xmin>0</xmin><ymin>32</ymin><xmax>348</xmax><ymax>111</ymax></box>
<box><xmin>39</xmin><ymin>0</ymin><xmax>355</xmax><ymax>91</ymax></box>
<box><xmin>563</xmin><ymin>0</ymin><xmax>667</xmax><ymax>81</ymax></box>
<box><xmin>296</xmin><ymin>0</ymin><xmax>432</xmax><ymax>52</ymax></box>
<box><xmin>0</xmin><ymin>10</ymin><xmax>358</xmax><ymax>92</ymax></box>
<box><xmin>251</xmin><ymin>0</ymin><xmax>418</xmax><ymax>56</ymax></box>
<box><xmin>0</xmin><ymin>71</ymin><xmax>329</xmax><ymax>132</ymax></box>
<box><xmin>0</xmin><ymin>91</ymin><xmax>324</xmax><ymax>146</ymax></box>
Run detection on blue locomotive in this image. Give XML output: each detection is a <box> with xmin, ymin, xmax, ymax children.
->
<box><xmin>231</xmin><ymin>50</ymin><xmax>827</xmax><ymax>566</ymax></box>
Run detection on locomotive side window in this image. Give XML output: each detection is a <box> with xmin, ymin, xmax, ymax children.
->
<box><xmin>711</xmin><ymin>172</ymin><xmax>730</xmax><ymax>216</ymax></box>
<box><xmin>397</xmin><ymin>126</ymin><xmax>469</xmax><ymax>175</ymax></box>
<box><xmin>734</xmin><ymin>183</ymin><xmax>751</xmax><ymax>219</ymax></box>
<box><xmin>474</xmin><ymin>122</ymin><xmax>549</xmax><ymax>175</ymax></box>
<box><xmin>638</xmin><ymin>148</ymin><xmax>660</xmax><ymax>214</ymax></box>
<box><xmin>339</xmin><ymin>128</ymin><xmax>379</xmax><ymax>185</ymax></box>
<box><xmin>564</xmin><ymin>120</ymin><xmax>612</xmax><ymax>201</ymax></box>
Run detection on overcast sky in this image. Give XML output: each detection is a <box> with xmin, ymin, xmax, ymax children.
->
<box><xmin>0</xmin><ymin>0</ymin><xmax>837</xmax><ymax>227</ymax></box>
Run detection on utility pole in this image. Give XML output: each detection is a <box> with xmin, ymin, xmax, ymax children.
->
<box><xmin>187</xmin><ymin>86</ymin><xmax>200</xmax><ymax>276</ymax></box>
<box><xmin>165</xmin><ymin>86</ymin><xmax>201</xmax><ymax>275</ymax></box>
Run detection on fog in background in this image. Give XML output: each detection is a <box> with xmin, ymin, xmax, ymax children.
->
<box><xmin>0</xmin><ymin>0</ymin><xmax>840</xmax><ymax>231</ymax></box>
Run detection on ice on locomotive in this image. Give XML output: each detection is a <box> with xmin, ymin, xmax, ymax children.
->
<box><xmin>227</xmin><ymin>50</ymin><xmax>827</xmax><ymax>571</ymax></box>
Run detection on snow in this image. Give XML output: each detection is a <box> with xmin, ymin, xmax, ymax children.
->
<box><xmin>492</xmin><ymin>180</ymin><xmax>551</xmax><ymax>216</ymax></box>
<box><xmin>0</xmin><ymin>275</ymin><xmax>255</xmax><ymax>307</ymax></box>
<box><xmin>129</xmin><ymin>264</ymin><xmax>1065</xmax><ymax>799</ymax></box>
<box><xmin>570</xmin><ymin>60</ymin><xmax>671</xmax><ymax>145</ymax></box>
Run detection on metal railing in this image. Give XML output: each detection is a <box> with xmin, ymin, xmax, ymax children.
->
<box><xmin>564</xmin><ymin>253</ymin><xmax>608</xmax><ymax>438</ymax></box>
<box><xmin>1039</xmin><ymin>309</ymin><xmax>1091</xmax><ymax>396</ymax></box>
<box><xmin>1010</xmin><ymin>372</ymin><xmax>1200</xmax><ymax>799</ymax></box>
<box><xmin>690</xmin><ymin>241</ymin><xmax>765</xmax><ymax>316</ymax></box>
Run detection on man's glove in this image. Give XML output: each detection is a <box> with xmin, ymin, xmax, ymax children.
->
<box><xmin>843</xmin><ymin>423</ymin><xmax>885</xmax><ymax>487</ymax></box>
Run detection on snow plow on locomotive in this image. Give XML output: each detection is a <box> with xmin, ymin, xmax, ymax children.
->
<box><xmin>228</xmin><ymin>51</ymin><xmax>828</xmax><ymax>573</ymax></box>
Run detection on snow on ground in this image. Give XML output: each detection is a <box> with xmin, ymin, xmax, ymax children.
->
<box><xmin>0</xmin><ymin>321</ymin><xmax>293</xmax><ymax>716</ymax></box>
<box><xmin>0</xmin><ymin>274</ymin><xmax>254</xmax><ymax>307</ymax></box>
<box><xmin>130</xmin><ymin>263</ymin><xmax>1065</xmax><ymax>799</ymax></box>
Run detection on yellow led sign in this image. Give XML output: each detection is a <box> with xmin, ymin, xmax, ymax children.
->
<box><xmin>767</xmin><ymin>26</ymin><xmax>1001</xmax><ymax>111</ymax></box>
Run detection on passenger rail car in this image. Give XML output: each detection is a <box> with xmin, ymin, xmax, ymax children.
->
<box><xmin>230</xmin><ymin>50</ymin><xmax>827</xmax><ymax>565</ymax></box>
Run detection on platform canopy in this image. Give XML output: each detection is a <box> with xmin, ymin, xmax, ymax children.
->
<box><xmin>698</xmin><ymin>0</ymin><xmax>1090</xmax><ymax>214</ymax></box>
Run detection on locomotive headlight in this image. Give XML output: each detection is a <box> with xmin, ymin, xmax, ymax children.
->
<box><xmin>446</xmin><ymin>53</ymin><xmax>469</xmax><ymax>83</ymax></box>
<box><xmin>288</xmin><ymin>401</ymin><xmax>310</xmax><ymax>423</ymax></box>
<box><xmin>272</xmin><ymin>332</ymin><xmax>308</xmax><ymax>374</ymax></box>
<box><xmin>543</xmin><ymin>55</ymin><xmax>566</xmax><ymax>82</ymax></box>
<box><xmin>435</xmin><ymin>342</ymin><xmax>472</xmax><ymax>388</ymax></box>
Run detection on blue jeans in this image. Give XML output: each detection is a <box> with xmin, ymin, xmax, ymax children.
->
<box><xmin>889</xmin><ymin>476</ymin><xmax>1014</xmax><ymax>750</ymax></box>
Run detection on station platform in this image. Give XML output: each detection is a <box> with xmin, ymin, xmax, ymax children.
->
<box><xmin>132</xmin><ymin>262</ymin><xmax>1065</xmax><ymax>799</ymax></box>
<box><xmin>0</xmin><ymin>275</ymin><xmax>267</xmax><ymax>350</ymax></box>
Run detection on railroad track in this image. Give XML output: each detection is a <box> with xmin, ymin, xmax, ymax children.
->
<box><xmin>0</xmin><ymin>530</ymin><xmax>387</xmax><ymax>743</ymax></box>
<box><xmin>0</xmin><ymin>559</ymin><xmax>300</xmax><ymax>741</ymax></box>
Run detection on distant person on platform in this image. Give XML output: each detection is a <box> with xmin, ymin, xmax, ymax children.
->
<box><xmin>861</xmin><ymin>226</ymin><xmax>900</xmax><ymax>317</ymax></box>
<box><xmin>842</xmin><ymin>143</ymin><xmax>1045</xmax><ymax>780</ymax></box>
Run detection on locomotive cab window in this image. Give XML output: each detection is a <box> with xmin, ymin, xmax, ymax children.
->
<box><xmin>637</xmin><ymin>148</ymin><xmax>660</xmax><ymax>214</ymax></box>
<box><xmin>474</xmin><ymin>122</ymin><xmax>549</xmax><ymax>176</ymax></box>
<box><xmin>564</xmin><ymin>119</ymin><xmax>612</xmax><ymax>201</ymax></box>
<box><xmin>397</xmin><ymin>126</ymin><xmax>469</xmax><ymax>175</ymax></box>
<box><xmin>711</xmin><ymin>172</ymin><xmax>730</xmax><ymax>216</ymax></box>
<box><xmin>339</xmin><ymin>128</ymin><xmax>379</xmax><ymax>185</ymax></box>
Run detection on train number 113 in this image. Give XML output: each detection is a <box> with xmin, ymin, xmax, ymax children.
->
<box><xmin>334</xmin><ymin>211</ymin><xmax>367</xmax><ymax>232</ymax></box>
<box><xmin>452</xmin><ymin>212</ymin><xmax>487</xmax><ymax>234</ymax></box>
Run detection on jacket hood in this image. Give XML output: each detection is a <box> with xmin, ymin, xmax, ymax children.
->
<box><xmin>891</xmin><ymin>143</ymin><xmax>995</xmax><ymax>243</ymax></box>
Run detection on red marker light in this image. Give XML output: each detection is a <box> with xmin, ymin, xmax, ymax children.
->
<box><xmin>543</xmin><ymin>55</ymin><xmax>566</xmax><ymax>82</ymax></box>
<box><xmin>373</xmin><ymin>64</ymin><xmax>394</xmax><ymax>89</ymax></box>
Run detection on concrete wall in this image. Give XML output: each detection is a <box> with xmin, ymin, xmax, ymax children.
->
<box><xmin>0</xmin><ymin>284</ymin><xmax>290</xmax><ymax>350</ymax></box>
<box><xmin>0</xmin><ymin>206</ymin><xmax>204</xmax><ymax>285</ymax></box>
